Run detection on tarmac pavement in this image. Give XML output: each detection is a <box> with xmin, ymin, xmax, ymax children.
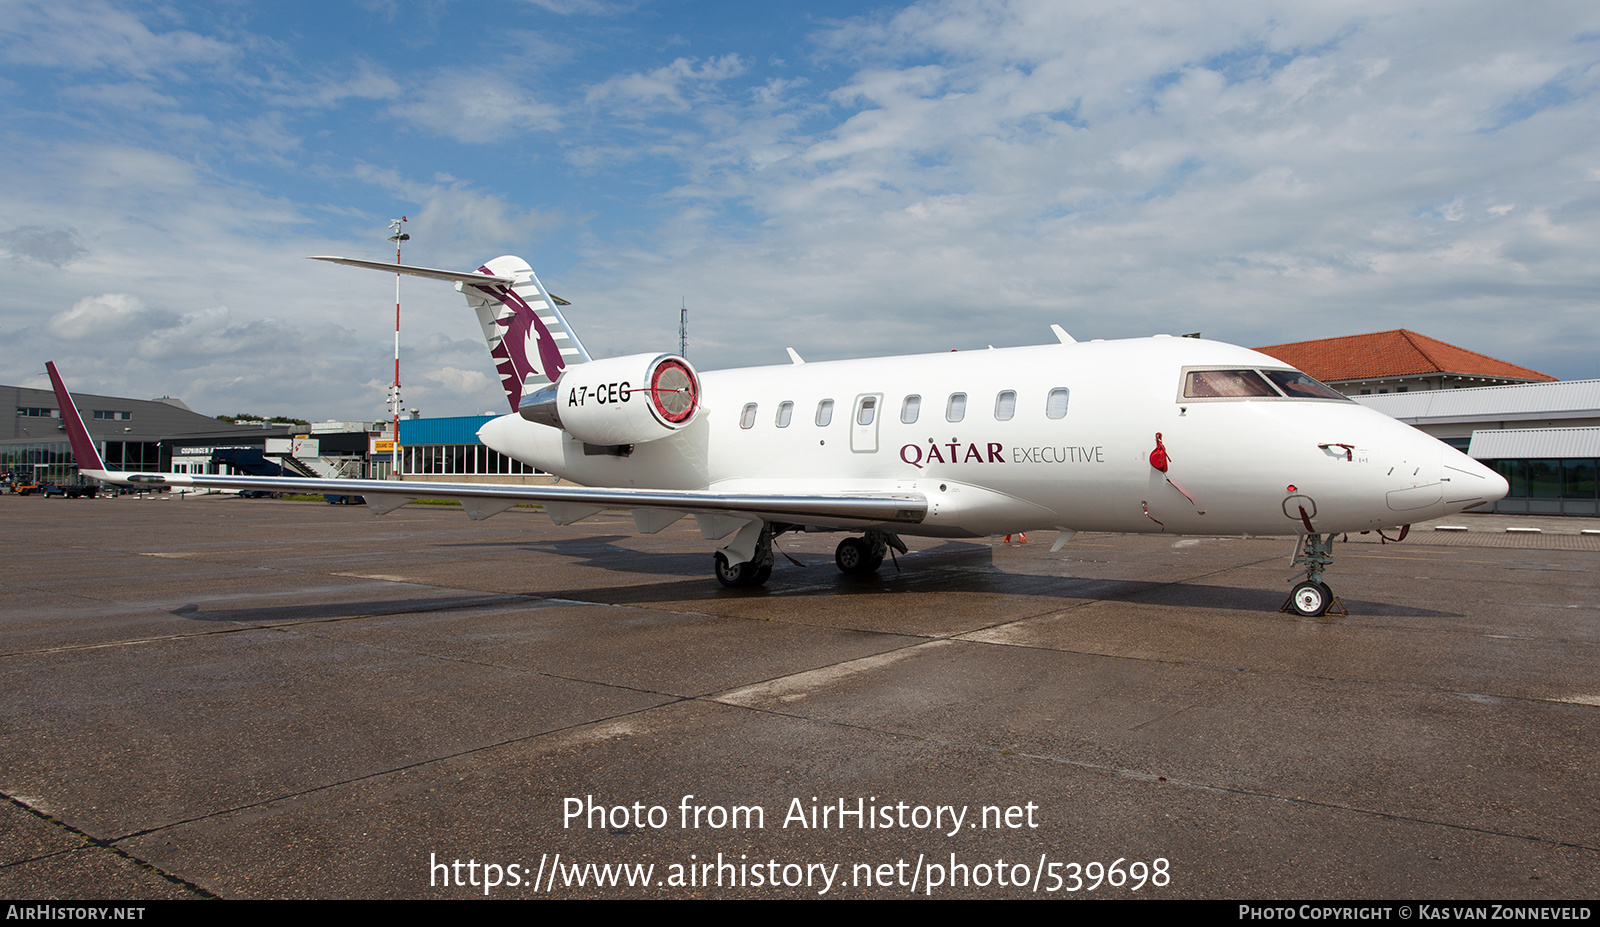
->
<box><xmin>1</xmin><ymin>493</ymin><xmax>1596</xmax><ymax>899</ymax></box>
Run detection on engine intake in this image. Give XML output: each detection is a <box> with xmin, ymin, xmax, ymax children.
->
<box><xmin>519</xmin><ymin>352</ymin><xmax>701</xmax><ymax>445</ymax></box>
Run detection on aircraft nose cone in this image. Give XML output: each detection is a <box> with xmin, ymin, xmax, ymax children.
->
<box><xmin>1442</xmin><ymin>446</ymin><xmax>1508</xmax><ymax>511</ymax></box>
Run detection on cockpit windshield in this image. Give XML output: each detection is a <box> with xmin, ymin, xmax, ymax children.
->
<box><xmin>1181</xmin><ymin>368</ymin><xmax>1349</xmax><ymax>402</ymax></box>
<box><xmin>1261</xmin><ymin>370</ymin><xmax>1348</xmax><ymax>401</ymax></box>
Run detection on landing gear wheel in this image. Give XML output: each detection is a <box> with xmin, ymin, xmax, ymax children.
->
<box><xmin>1290</xmin><ymin>580</ymin><xmax>1330</xmax><ymax>617</ymax></box>
<box><xmin>835</xmin><ymin>537</ymin><xmax>879</xmax><ymax>575</ymax></box>
<box><xmin>713</xmin><ymin>551</ymin><xmax>767</xmax><ymax>588</ymax></box>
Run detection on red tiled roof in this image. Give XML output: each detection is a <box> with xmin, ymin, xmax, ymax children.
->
<box><xmin>1253</xmin><ymin>329</ymin><xmax>1557</xmax><ymax>384</ymax></box>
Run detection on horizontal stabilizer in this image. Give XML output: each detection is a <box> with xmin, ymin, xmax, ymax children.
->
<box><xmin>310</xmin><ymin>255</ymin><xmax>514</xmax><ymax>287</ymax></box>
<box><xmin>309</xmin><ymin>255</ymin><xmax>572</xmax><ymax>306</ymax></box>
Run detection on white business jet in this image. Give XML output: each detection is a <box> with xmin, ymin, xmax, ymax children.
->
<box><xmin>46</xmin><ymin>254</ymin><xmax>1508</xmax><ymax>616</ymax></box>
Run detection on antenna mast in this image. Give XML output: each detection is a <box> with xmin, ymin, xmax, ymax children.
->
<box><xmin>387</xmin><ymin>217</ymin><xmax>409</xmax><ymax>479</ymax></box>
<box><xmin>678</xmin><ymin>298</ymin><xmax>688</xmax><ymax>358</ymax></box>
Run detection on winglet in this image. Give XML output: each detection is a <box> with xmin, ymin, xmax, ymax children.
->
<box><xmin>1051</xmin><ymin>324</ymin><xmax>1076</xmax><ymax>344</ymax></box>
<box><xmin>44</xmin><ymin>362</ymin><xmax>112</xmax><ymax>476</ymax></box>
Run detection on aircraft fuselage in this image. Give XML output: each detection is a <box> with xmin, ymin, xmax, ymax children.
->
<box><xmin>478</xmin><ymin>334</ymin><xmax>1506</xmax><ymax>539</ymax></box>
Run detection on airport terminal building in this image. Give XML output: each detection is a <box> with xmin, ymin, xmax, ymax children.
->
<box><xmin>3</xmin><ymin>383</ymin><xmax>298</xmax><ymax>485</ymax></box>
<box><xmin>3</xmin><ymin>383</ymin><xmax>379</xmax><ymax>487</ymax></box>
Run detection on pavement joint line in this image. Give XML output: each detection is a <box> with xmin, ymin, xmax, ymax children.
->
<box><xmin>952</xmin><ymin>552</ymin><xmax>1291</xmax><ymax>640</ymax></box>
<box><xmin>0</xmin><ymin>594</ymin><xmax>543</xmax><ymax>660</ymax></box>
<box><xmin>0</xmin><ymin>792</ymin><xmax>218</xmax><ymax>898</ymax></box>
<box><xmin>88</xmin><ymin>699</ymin><xmax>689</xmax><ymax>850</ymax></box>
<box><xmin>702</xmin><ymin>606</ymin><xmax>1600</xmax><ymax>726</ymax></box>
<box><xmin>944</xmin><ymin>631</ymin><xmax>1600</xmax><ymax>710</ymax></box>
<box><xmin>260</xmin><ymin>619</ymin><xmax>724</xmax><ymax>703</ymax></box>
<box><xmin>696</xmin><ymin>699</ymin><xmax>1600</xmax><ymax>856</ymax></box>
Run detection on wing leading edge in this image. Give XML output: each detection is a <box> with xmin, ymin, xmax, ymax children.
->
<box><xmin>43</xmin><ymin>363</ymin><xmax>926</xmax><ymax>533</ymax></box>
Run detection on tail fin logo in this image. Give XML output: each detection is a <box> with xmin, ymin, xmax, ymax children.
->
<box><xmin>476</xmin><ymin>266</ymin><xmax>568</xmax><ymax>411</ymax></box>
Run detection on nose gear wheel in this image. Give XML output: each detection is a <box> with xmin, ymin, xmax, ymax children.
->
<box><xmin>1281</xmin><ymin>533</ymin><xmax>1348</xmax><ymax>618</ymax></box>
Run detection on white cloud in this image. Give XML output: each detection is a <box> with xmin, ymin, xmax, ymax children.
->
<box><xmin>391</xmin><ymin>71</ymin><xmax>560</xmax><ymax>143</ymax></box>
<box><xmin>586</xmin><ymin>55</ymin><xmax>748</xmax><ymax>111</ymax></box>
<box><xmin>522</xmin><ymin>0</ymin><xmax>631</xmax><ymax>14</ymax></box>
<box><xmin>8</xmin><ymin>0</ymin><xmax>1600</xmax><ymax>419</ymax></box>
<box><xmin>1</xmin><ymin>226</ymin><xmax>87</xmax><ymax>267</ymax></box>
<box><xmin>423</xmin><ymin>366</ymin><xmax>490</xmax><ymax>394</ymax></box>
<box><xmin>47</xmin><ymin>293</ymin><xmax>171</xmax><ymax>339</ymax></box>
<box><xmin>0</xmin><ymin>0</ymin><xmax>231</xmax><ymax>77</ymax></box>
<box><xmin>350</xmin><ymin>165</ymin><xmax>559</xmax><ymax>261</ymax></box>
<box><xmin>550</xmin><ymin>0</ymin><xmax>1600</xmax><ymax>382</ymax></box>
<box><xmin>267</xmin><ymin>64</ymin><xmax>403</xmax><ymax>110</ymax></box>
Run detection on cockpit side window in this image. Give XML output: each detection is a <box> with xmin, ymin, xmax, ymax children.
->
<box><xmin>1180</xmin><ymin>367</ymin><xmax>1351</xmax><ymax>402</ymax></box>
<box><xmin>1262</xmin><ymin>370</ymin><xmax>1349</xmax><ymax>401</ymax></box>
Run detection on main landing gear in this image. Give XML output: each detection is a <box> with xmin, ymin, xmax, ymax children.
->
<box><xmin>713</xmin><ymin>522</ymin><xmax>775</xmax><ymax>588</ymax></box>
<box><xmin>711</xmin><ymin>526</ymin><xmax>909</xmax><ymax>587</ymax></box>
<box><xmin>1284</xmin><ymin>533</ymin><xmax>1344</xmax><ymax>618</ymax></box>
<box><xmin>835</xmin><ymin>530</ymin><xmax>906</xmax><ymax>576</ymax></box>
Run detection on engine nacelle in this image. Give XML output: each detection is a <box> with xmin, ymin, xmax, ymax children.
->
<box><xmin>519</xmin><ymin>352</ymin><xmax>701</xmax><ymax>446</ymax></box>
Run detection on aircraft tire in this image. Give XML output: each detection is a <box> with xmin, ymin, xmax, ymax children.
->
<box><xmin>835</xmin><ymin>537</ymin><xmax>879</xmax><ymax>575</ymax></box>
<box><xmin>1290</xmin><ymin>580</ymin><xmax>1331</xmax><ymax>617</ymax></box>
<box><xmin>713</xmin><ymin>551</ymin><xmax>763</xmax><ymax>588</ymax></box>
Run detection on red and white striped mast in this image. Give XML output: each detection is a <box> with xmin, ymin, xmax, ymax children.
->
<box><xmin>387</xmin><ymin>216</ymin><xmax>409</xmax><ymax>479</ymax></box>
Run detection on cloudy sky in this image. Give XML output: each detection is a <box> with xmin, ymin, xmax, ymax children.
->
<box><xmin>3</xmin><ymin>0</ymin><xmax>1597</xmax><ymax>420</ymax></box>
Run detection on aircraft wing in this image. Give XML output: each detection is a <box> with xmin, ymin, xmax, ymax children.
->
<box><xmin>103</xmin><ymin>471</ymin><xmax>926</xmax><ymax>527</ymax></box>
<box><xmin>44</xmin><ymin>362</ymin><xmax>923</xmax><ymax>531</ymax></box>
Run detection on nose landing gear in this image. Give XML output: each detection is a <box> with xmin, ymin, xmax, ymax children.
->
<box><xmin>1284</xmin><ymin>533</ymin><xmax>1346</xmax><ymax>618</ymax></box>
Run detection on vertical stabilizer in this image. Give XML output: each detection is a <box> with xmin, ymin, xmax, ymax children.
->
<box><xmin>44</xmin><ymin>362</ymin><xmax>113</xmax><ymax>477</ymax></box>
<box><xmin>460</xmin><ymin>256</ymin><xmax>591</xmax><ymax>412</ymax></box>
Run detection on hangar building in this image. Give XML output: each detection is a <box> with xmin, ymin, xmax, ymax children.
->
<box><xmin>1255</xmin><ymin>330</ymin><xmax>1595</xmax><ymax>516</ymax></box>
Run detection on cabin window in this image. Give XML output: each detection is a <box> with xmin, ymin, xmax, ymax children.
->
<box><xmin>994</xmin><ymin>390</ymin><xmax>1016</xmax><ymax>421</ymax></box>
<box><xmin>815</xmin><ymin>399</ymin><xmax>834</xmax><ymax>426</ymax></box>
<box><xmin>1046</xmin><ymin>388</ymin><xmax>1070</xmax><ymax>419</ymax></box>
<box><xmin>945</xmin><ymin>393</ymin><xmax>967</xmax><ymax>423</ymax></box>
<box><xmin>901</xmin><ymin>395</ymin><xmax>920</xmax><ymax>424</ymax></box>
<box><xmin>775</xmin><ymin>401</ymin><xmax>794</xmax><ymax>428</ymax></box>
<box><xmin>856</xmin><ymin>396</ymin><xmax>877</xmax><ymax>426</ymax></box>
<box><xmin>740</xmin><ymin>403</ymin><xmax>757</xmax><ymax>429</ymax></box>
